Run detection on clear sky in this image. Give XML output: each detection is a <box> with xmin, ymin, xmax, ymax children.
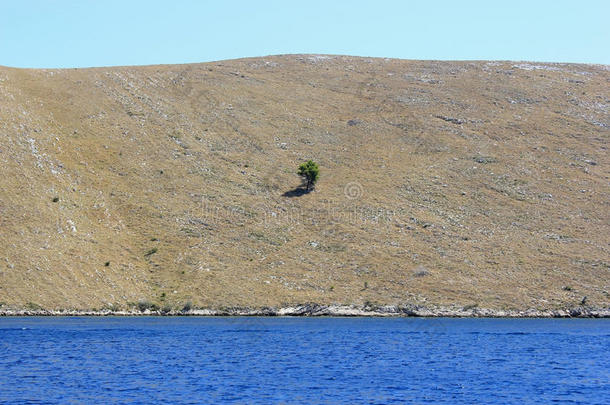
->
<box><xmin>1</xmin><ymin>0</ymin><xmax>608</xmax><ymax>68</ymax></box>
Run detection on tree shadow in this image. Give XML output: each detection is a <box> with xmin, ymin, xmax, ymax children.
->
<box><xmin>282</xmin><ymin>187</ymin><xmax>312</xmax><ymax>198</ymax></box>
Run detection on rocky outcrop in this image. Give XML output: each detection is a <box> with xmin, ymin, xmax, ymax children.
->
<box><xmin>1</xmin><ymin>305</ymin><xmax>608</xmax><ymax>318</ymax></box>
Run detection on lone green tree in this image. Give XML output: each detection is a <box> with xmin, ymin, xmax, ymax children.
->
<box><xmin>298</xmin><ymin>160</ymin><xmax>319</xmax><ymax>191</ymax></box>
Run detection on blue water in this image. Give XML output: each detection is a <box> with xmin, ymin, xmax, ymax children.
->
<box><xmin>0</xmin><ymin>317</ymin><xmax>608</xmax><ymax>404</ymax></box>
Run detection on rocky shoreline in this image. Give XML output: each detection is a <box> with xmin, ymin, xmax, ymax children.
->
<box><xmin>1</xmin><ymin>304</ymin><xmax>609</xmax><ymax>318</ymax></box>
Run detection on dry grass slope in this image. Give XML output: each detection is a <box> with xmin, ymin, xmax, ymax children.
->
<box><xmin>0</xmin><ymin>55</ymin><xmax>608</xmax><ymax>312</ymax></box>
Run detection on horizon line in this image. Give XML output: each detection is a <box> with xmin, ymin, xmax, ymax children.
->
<box><xmin>2</xmin><ymin>53</ymin><xmax>609</xmax><ymax>70</ymax></box>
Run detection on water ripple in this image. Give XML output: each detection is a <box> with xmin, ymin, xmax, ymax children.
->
<box><xmin>0</xmin><ymin>317</ymin><xmax>608</xmax><ymax>404</ymax></box>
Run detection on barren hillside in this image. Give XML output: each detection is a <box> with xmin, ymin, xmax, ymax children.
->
<box><xmin>0</xmin><ymin>55</ymin><xmax>608</xmax><ymax>312</ymax></box>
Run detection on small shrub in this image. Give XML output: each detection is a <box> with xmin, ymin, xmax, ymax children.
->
<box><xmin>144</xmin><ymin>247</ymin><xmax>158</xmax><ymax>257</ymax></box>
<box><xmin>52</xmin><ymin>197</ymin><xmax>59</xmax><ymax>203</ymax></box>
<box><xmin>136</xmin><ymin>301</ymin><xmax>148</xmax><ymax>312</ymax></box>
<box><xmin>137</xmin><ymin>300</ymin><xmax>158</xmax><ymax>312</ymax></box>
<box><xmin>26</xmin><ymin>302</ymin><xmax>43</xmax><ymax>311</ymax></box>
<box><xmin>104</xmin><ymin>261</ymin><xmax>110</xmax><ymax>267</ymax></box>
<box><xmin>182</xmin><ymin>301</ymin><xmax>193</xmax><ymax>312</ymax></box>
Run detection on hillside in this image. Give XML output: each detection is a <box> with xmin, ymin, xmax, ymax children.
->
<box><xmin>0</xmin><ymin>55</ymin><xmax>608</xmax><ymax>313</ymax></box>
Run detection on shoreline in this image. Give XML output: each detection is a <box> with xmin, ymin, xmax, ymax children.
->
<box><xmin>1</xmin><ymin>304</ymin><xmax>609</xmax><ymax>318</ymax></box>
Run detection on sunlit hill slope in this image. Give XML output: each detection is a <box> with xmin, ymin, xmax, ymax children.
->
<box><xmin>0</xmin><ymin>55</ymin><xmax>608</xmax><ymax>312</ymax></box>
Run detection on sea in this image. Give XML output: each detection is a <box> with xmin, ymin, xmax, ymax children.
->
<box><xmin>0</xmin><ymin>317</ymin><xmax>608</xmax><ymax>404</ymax></box>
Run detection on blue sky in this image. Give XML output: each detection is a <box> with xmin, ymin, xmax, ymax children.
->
<box><xmin>1</xmin><ymin>0</ymin><xmax>608</xmax><ymax>68</ymax></box>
